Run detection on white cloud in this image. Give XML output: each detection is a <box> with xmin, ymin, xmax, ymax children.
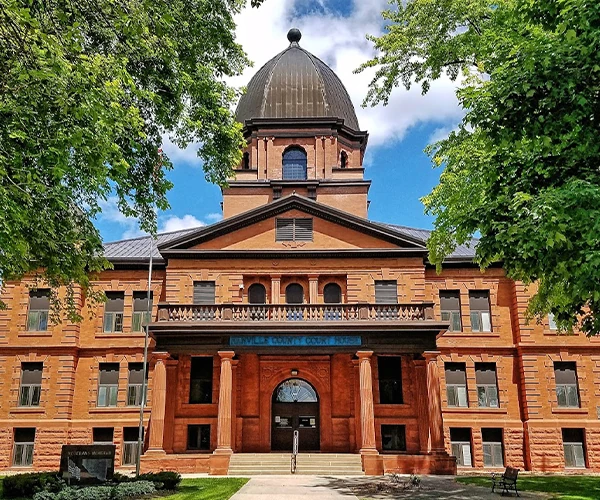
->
<box><xmin>228</xmin><ymin>0</ymin><xmax>464</xmax><ymax>148</ymax></box>
<box><xmin>159</xmin><ymin>214</ymin><xmax>206</xmax><ymax>233</ymax></box>
<box><xmin>205</xmin><ymin>212</ymin><xmax>224</xmax><ymax>223</ymax></box>
<box><xmin>161</xmin><ymin>135</ymin><xmax>203</xmax><ymax>166</ymax></box>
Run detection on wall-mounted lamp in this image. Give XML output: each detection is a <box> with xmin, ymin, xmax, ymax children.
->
<box><xmin>291</xmin><ymin>369</ymin><xmax>299</xmax><ymax>376</ymax></box>
<box><xmin>239</xmin><ymin>283</ymin><xmax>244</xmax><ymax>289</ymax></box>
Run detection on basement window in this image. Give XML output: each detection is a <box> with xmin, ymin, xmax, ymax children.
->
<box><xmin>275</xmin><ymin>218</ymin><xmax>313</xmax><ymax>242</ymax></box>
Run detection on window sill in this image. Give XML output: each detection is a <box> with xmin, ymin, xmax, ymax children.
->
<box><xmin>552</xmin><ymin>407</ymin><xmax>588</xmax><ymax>414</ymax></box>
<box><xmin>96</xmin><ymin>333</ymin><xmax>147</xmax><ymax>338</ymax></box>
<box><xmin>184</xmin><ymin>450</ymin><xmax>212</xmax><ymax>454</ymax></box>
<box><xmin>11</xmin><ymin>407</ymin><xmax>45</xmax><ymax>414</ymax></box>
<box><xmin>90</xmin><ymin>407</ymin><xmax>147</xmax><ymax>414</ymax></box>
<box><xmin>444</xmin><ymin>407</ymin><xmax>508</xmax><ymax>414</ymax></box>
<box><xmin>441</xmin><ymin>332</ymin><xmax>500</xmax><ymax>338</ymax></box>
<box><xmin>18</xmin><ymin>331</ymin><xmax>52</xmax><ymax>337</ymax></box>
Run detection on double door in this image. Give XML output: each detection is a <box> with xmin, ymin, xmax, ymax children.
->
<box><xmin>271</xmin><ymin>401</ymin><xmax>319</xmax><ymax>451</ymax></box>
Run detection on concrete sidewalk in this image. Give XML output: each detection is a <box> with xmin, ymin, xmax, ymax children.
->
<box><xmin>230</xmin><ymin>475</ymin><xmax>546</xmax><ymax>499</ymax></box>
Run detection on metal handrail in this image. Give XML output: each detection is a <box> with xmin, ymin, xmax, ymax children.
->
<box><xmin>291</xmin><ymin>430</ymin><xmax>299</xmax><ymax>474</ymax></box>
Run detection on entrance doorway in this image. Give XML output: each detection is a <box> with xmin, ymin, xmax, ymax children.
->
<box><xmin>271</xmin><ymin>378</ymin><xmax>320</xmax><ymax>451</ymax></box>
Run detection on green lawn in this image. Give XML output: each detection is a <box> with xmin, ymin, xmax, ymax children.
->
<box><xmin>163</xmin><ymin>478</ymin><xmax>248</xmax><ymax>500</ymax></box>
<box><xmin>457</xmin><ymin>475</ymin><xmax>600</xmax><ymax>500</ymax></box>
<box><xmin>0</xmin><ymin>477</ymin><xmax>247</xmax><ymax>500</ymax></box>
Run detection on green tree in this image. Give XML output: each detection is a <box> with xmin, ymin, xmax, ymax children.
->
<box><xmin>359</xmin><ymin>0</ymin><xmax>600</xmax><ymax>334</ymax></box>
<box><xmin>0</xmin><ymin>0</ymin><xmax>258</xmax><ymax>319</ymax></box>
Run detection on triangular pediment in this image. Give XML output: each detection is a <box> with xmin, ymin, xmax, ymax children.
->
<box><xmin>158</xmin><ymin>195</ymin><xmax>427</xmax><ymax>254</ymax></box>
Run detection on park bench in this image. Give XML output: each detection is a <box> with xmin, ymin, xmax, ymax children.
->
<box><xmin>491</xmin><ymin>466</ymin><xmax>520</xmax><ymax>496</ymax></box>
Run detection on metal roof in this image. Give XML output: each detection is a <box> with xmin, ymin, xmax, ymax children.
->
<box><xmin>103</xmin><ymin>221</ymin><xmax>477</xmax><ymax>263</ymax></box>
<box><xmin>235</xmin><ymin>29</ymin><xmax>360</xmax><ymax>131</ymax></box>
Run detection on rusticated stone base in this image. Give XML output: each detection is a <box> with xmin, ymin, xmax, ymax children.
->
<box><xmin>140</xmin><ymin>453</ymin><xmax>210</xmax><ymax>473</ymax></box>
<box><xmin>382</xmin><ymin>452</ymin><xmax>457</xmax><ymax>475</ymax></box>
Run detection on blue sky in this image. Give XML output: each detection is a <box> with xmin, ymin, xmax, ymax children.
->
<box><xmin>95</xmin><ymin>0</ymin><xmax>463</xmax><ymax>243</ymax></box>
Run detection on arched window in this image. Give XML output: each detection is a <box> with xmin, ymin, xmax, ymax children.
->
<box><xmin>242</xmin><ymin>152</ymin><xmax>250</xmax><ymax>169</ymax></box>
<box><xmin>340</xmin><ymin>151</ymin><xmax>348</xmax><ymax>169</ymax></box>
<box><xmin>274</xmin><ymin>378</ymin><xmax>318</xmax><ymax>403</ymax></box>
<box><xmin>248</xmin><ymin>283</ymin><xmax>266</xmax><ymax>304</ymax></box>
<box><xmin>282</xmin><ymin>147</ymin><xmax>307</xmax><ymax>180</ymax></box>
<box><xmin>324</xmin><ymin>283</ymin><xmax>342</xmax><ymax>303</ymax></box>
<box><xmin>285</xmin><ymin>283</ymin><xmax>304</xmax><ymax>304</ymax></box>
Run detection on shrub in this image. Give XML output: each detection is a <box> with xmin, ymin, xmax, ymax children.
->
<box><xmin>111</xmin><ymin>473</ymin><xmax>133</xmax><ymax>484</ymax></box>
<box><xmin>32</xmin><ymin>481</ymin><xmax>155</xmax><ymax>500</ymax></box>
<box><xmin>137</xmin><ymin>472</ymin><xmax>181</xmax><ymax>490</ymax></box>
<box><xmin>2</xmin><ymin>472</ymin><xmax>64</xmax><ymax>498</ymax></box>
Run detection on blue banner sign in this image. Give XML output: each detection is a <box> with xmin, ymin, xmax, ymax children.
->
<box><xmin>230</xmin><ymin>335</ymin><xmax>362</xmax><ymax>347</ymax></box>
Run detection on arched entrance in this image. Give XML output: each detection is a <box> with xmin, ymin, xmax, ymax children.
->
<box><xmin>271</xmin><ymin>378</ymin><xmax>320</xmax><ymax>451</ymax></box>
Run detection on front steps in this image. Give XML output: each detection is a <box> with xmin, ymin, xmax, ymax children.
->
<box><xmin>227</xmin><ymin>453</ymin><xmax>364</xmax><ymax>475</ymax></box>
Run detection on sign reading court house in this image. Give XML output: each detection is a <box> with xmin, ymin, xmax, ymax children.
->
<box><xmin>230</xmin><ymin>335</ymin><xmax>362</xmax><ymax>347</ymax></box>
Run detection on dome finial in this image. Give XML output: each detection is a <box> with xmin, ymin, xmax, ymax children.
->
<box><xmin>287</xmin><ymin>28</ymin><xmax>301</xmax><ymax>44</ymax></box>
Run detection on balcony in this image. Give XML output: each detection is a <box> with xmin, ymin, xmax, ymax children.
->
<box><xmin>156</xmin><ymin>303</ymin><xmax>434</xmax><ymax>323</ymax></box>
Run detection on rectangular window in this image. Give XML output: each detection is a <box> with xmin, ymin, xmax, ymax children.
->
<box><xmin>97</xmin><ymin>363</ymin><xmax>119</xmax><ymax>407</ymax></box>
<box><xmin>122</xmin><ymin>427</ymin><xmax>140</xmax><ymax>466</ymax></box>
<box><xmin>469</xmin><ymin>291</ymin><xmax>492</xmax><ymax>332</ymax></box>
<box><xmin>450</xmin><ymin>428</ymin><xmax>473</xmax><ymax>467</ymax></box>
<box><xmin>19</xmin><ymin>362</ymin><xmax>42</xmax><ymax>407</ymax></box>
<box><xmin>93</xmin><ymin>428</ymin><xmax>114</xmax><ymax>444</ymax></box>
<box><xmin>193</xmin><ymin>281</ymin><xmax>216</xmax><ymax>304</ymax></box>
<box><xmin>103</xmin><ymin>292</ymin><xmax>124</xmax><ymax>333</ymax></box>
<box><xmin>27</xmin><ymin>290</ymin><xmax>50</xmax><ymax>332</ymax></box>
<box><xmin>548</xmin><ymin>313</ymin><xmax>558</xmax><ymax>330</ymax></box>
<box><xmin>275</xmin><ymin>218</ymin><xmax>313</xmax><ymax>242</ymax></box>
<box><xmin>482</xmin><ymin>428</ymin><xmax>504</xmax><ymax>467</ymax></box>
<box><xmin>189</xmin><ymin>357</ymin><xmax>213</xmax><ymax>404</ymax></box>
<box><xmin>127</xmin><ymin>363</ymin><xmax>147</xmax><ymax>406</ymax></box>
<box><xmin>378</xmin><ymin>356</ymin><xmax>403</xmax><ymax>404</ymax></box>
<box><xmin>381</xmin><ymin>425</ymin><xmax>406</xmax><ymax>451</ymax></box>
<box><xmin>13</xmin><ymin>428</ymin><xmax>35</xmax><ymax>467</ymax></box>
<box><xmin>132</xmin><ymin>292</ymin><xmax>153</xmax><ymax>333</ymax></box>
<box><xmin>187</xmin><ymin>425</ymin><xmax>211</xmax><ymax>450</ymax></box>
<box><xmin>563</xmin><ymin>428</ymin><xmax>586</xmax><ymax>468</ymax></box>
<box><xmin>445</xmin><ymin>363</ymin><xmax>468</xmax><ymax>407</ymax></box>
<box><xmin>555</xmin><ymin>362</ymin><xmax>579</xmax><ymax>408</ymax></box>
<box><xmin>476</xmin><ymin>363</ymin><xmax>499</xmax><ymax>408</ymax></box>
<box><xmin>440</xmin><ymin>290</ymin><xmax>462</xmax><ymax>331</ymax></box>
<box><xmin>374</xmin><ymin>280</ymin><xmax>397</xmax><ymax>304</ymax></box>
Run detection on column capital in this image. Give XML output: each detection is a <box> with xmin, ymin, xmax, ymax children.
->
<box><xmin>356</xmin><ymin>350</ymin><xmax>374</xmax><ymax>360</ymax></box>
<box><xmin>218</xmin><ymin>351</ymin><xmax>235</xmax><ymax>360</ymax></box>
<box><xmin>152</xmin><ymin>352</ymin><xmax>170</xmax><ymax>364</ymax></box>
<box><xmin>423</xmin><ymin>351</ymin><xmax>441</xmax><ymax>362</ymax></box>
<box><xmin>308</xmin><ymin>274</ymin><xmax>319</xmax><ymax>281</ymax></box>
<box><xmin>271</xmin><ymin>275</ymin><xmax>281</xmax><ymax>281</ymax></box>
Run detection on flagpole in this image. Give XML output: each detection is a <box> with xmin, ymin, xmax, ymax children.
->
<box><xmin>135</xmin><ymin>232</ymin><xmax>154</xmax><ymax>476</ymax></box>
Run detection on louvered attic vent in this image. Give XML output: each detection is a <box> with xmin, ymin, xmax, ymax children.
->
<box><xmin>275</xmin><ymin>218</ymin><xmax>313</xmax><ymax>242</ymax></box>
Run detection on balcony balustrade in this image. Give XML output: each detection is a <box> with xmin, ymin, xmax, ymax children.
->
<box><xmin>156</xmin><ymin>303</ymin><xmax>434</xmax><ymax>323</ymax></box>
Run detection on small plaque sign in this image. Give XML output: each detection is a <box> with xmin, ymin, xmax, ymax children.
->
<box><xmin>60</xmin><ymin>445</ymin><xmax>115</xmax><ymax>484</ymax></box>
<box><xmin>230</xmin><ymin>335</ymin><xmax>361</xmax><ymax>347</ymax></box>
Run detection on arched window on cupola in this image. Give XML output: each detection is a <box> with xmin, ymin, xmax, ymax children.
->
<box><xmin>248</xmin><ymin>283</ymin><xmax>266</xmax><ymax>304</ymax></box>
<box><xmin>340</xmin><ymin>151</ymin><xmax>348</xmax><ymax>169</ymax></box>
<box><xmin>282</xmin><ymin>146</ymin><xmax>307</xmax><ymax>180</ymax></box>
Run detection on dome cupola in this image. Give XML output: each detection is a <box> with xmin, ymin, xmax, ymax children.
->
<box><xmin>235</xmin><ymin>29</ymin><xmax>360</xmax><ymax>130</ymax></box>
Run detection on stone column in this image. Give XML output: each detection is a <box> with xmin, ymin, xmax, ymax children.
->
<box><xmin>413</xmin><ymin>357</ymin><xmax>431</xmax><ymax>453</ymax></box>
<box><xmin>425</xmin><ymin>351</ymin><xmax>445</xmax><ymax>453</ymax></box>
<box><xmin>357</xmin><ymin>351</ymin><xmax>377</xmax><ymax>455</ymax></box>
<box><xmin>215</xmin><ymin>351</ymin><xmax>235</xmax><ymax>454</ymax></box>
<box><xmin>147</xmin><ymin>354</ymin><xmax>168</xmax><ymax>453</ymax></box>
<box><xmin>309</xmin><ymin>275</ymin><xmax>319</xmax><ymax>304</ymax></box>
<box><xmin>271</xmin><ymin>275</ymin><xmax>281</xmax><ymax>304</ymax></box>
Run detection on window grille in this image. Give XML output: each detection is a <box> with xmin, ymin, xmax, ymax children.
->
<box><xmin>445</xmin><ymin>363</ymin><xmax>468</xmax><ymax>407</ymax></box>
<box><xmin>187</xmin><ymin>425</ymin><xmax>211</xmax><ymax>450</ymax></box>
<box><xmin>440</xmin><ymin>290</ymin><xmax>462</xmax><ymax>331</ymax></box>
<box><xmin>193</xmin><ymin>281</ymin><xmax>216</xmax><ymax>304</ymax></box>
<box><xmin>482</xmin><ymin>428</ymin><xmax>504</xmax><ymax>467</ymax></box>
<box><xmin>19</xmin><ymin>363</ymin><xmax>42</xmax><ymax>407</ymax></box>
<box><xmin>476</xmin><ymin>363</ymin><xmax>499</xmax><ymax>408</ymax></box>
<box><xmin>27</xmin><ymin>290</ymin><xmax>50</xmax><ymax>332</ymax></box>
<box><xmin>13</xmin><ymin>428</ymin><xmax>35</xmax><ymax>467</ymax></box>
<box><xmin>97</xmin><ymin>363</ymin><xmax>119</xmax><ymax>407</ymax></box>
<box><xmin>282</xmin><ymin>147</ymin><xmax>307</xmax><ymax>180</ymax></box>
<box><xmin>469</xmin><ymin>290</ymin><xmax>491</xmax><ymax>332</ymax></box>
<box><xmin>103</xmin><ymin>292</ymin><xmax>124</xmax><ymax>333</ymax></box>
<box><xmin>132</xmin><ymin>292</ymin><xmax>152</xmax><ymax>333</ymax></box>
<box><xmin>555</xmin><ymin>362</ymin><xmax>580</xmax><ymax>407</ymax></box>
<box><xmin>381</xmin><ymin>425</ymin><xmax>406</xmax><ymax>451</ymax></box>
<box><xmin>450</xmin><ymin>428</ymin><xmax>472</xmax><ymax>467</ymax></box>
<box><xmin>563</xmin><ymin>428</ymin><xmax>586</xmax><ymax>468</ymax></box>
<box><xmin>122</xmin><ymin>427</ymin><xmax>140</xmax><ymax>466</ymax></box>
<box><xmin>127</xmin><ymin>363</ymin><xmax>146</xmax><ymax>406</ymax></box>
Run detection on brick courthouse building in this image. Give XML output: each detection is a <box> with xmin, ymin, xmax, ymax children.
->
<box><xmin>1</xmin><ymin>29</ymin><xmax>598</xmax><ymax>475</ymax></box>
